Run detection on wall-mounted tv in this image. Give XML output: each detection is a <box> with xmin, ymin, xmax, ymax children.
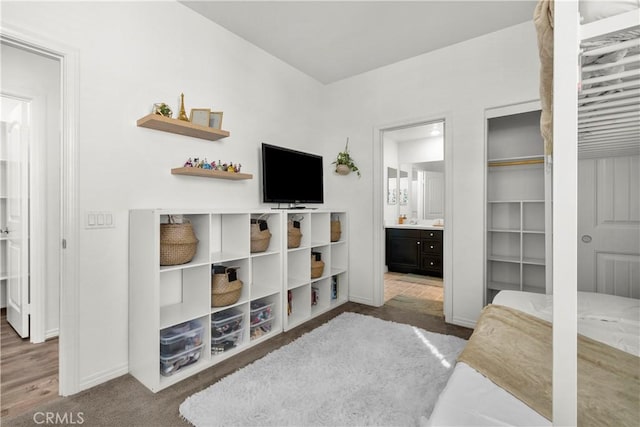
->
<box><xmin>261</xmin><ymin>143</ymin><xmax>324</xmax><ymax>207</ymax></box>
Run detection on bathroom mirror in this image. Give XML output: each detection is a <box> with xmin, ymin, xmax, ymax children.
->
<box><xmin>387</xmin><ymin>167</ymin><xmax>397</xmax><ymax>205</ymax></box>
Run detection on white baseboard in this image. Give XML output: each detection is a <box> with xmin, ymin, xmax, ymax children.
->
<box><xmin>78</xmin><ymin>363</ymin><xmax>128</xmax><ymax>392</ymax></box>
<box><xmin>45</xmin><ymin>328</ymin><xmax>59</xmax><ymax>340</ymax></box>
<box><xmin>348</xmin><ymin>296</ymin><xmax>380</xmax><ymax>307</ymax></box>
<box><xmin>450</xmin><ymin>316</ymin><xmax>477</xmax><ymax>329</ymax></box>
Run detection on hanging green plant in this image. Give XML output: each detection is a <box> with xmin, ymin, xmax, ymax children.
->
<box><xmin>332</xmin><ymin>138</ymin><xmax>361</xmax><ymax>177</ymax></box>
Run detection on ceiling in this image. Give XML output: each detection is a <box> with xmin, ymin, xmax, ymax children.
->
<box><xmin>180</xmin><ymin>1</ymin><xmax>538</xmax><ymax>84</ymax></box>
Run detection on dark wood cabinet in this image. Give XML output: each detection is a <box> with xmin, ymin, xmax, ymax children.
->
<box><xmin>386</xmin><ymin>228</ymin><xmax>443</xmax><ymax>277</ymax></box>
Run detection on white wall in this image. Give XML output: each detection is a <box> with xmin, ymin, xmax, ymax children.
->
<box><xmin>321</xmin><ymin>22</ymin><xmax>540</xmax><ymax>324</ymax></box>
<box><xmin>398</xmin><ymin>136</ymin><xmax>443</xmax><ymax>164</ymax></box>
<box><xmin>2</xmin><ymin>1</ymin><xmax>323</xmax><ymax>391</ymax></box>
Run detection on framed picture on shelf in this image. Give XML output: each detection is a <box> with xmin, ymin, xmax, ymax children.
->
<box><xmin>209</xmin><ymin>111</ymin><xmax>224</xmax><ymax>129</ymax></box>
<box><xmin>190</xmin><ymin>108</ymin><xmax>211</xmax><ymax>126</ymax></box>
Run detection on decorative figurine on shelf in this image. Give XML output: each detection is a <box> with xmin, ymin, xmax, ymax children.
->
<box><xmin>235</xmin><ymin>163</ymin><xmax>242</xmax><ymax>173</ymax></box>
<box><xmin>197</xmin><ymin>158</ymin><xmax>206</xmax><ymax>168</ymax></box>
<box><xmin>177</xmin><ymin>93</ymin><xmax>189</xmax><ymax>122</ymax></box>
<box><xmin>203</xmin><ymin>158</ymin><xmax>212</xmax><ymax>170</ymax></box>
<box><xmin>227</xmin><ymin>163</ymin><xmax>235</xmax><ymax>173</ymax></box>
<box><xmin>210</xmin><ymin>160</ymin><xmax>217</xmax><ymax>169</ymax></box>
<box><xmin>219</xmin><ymin>162</ymin><xmax>227</xmax><ymax>171</ymax></box>
<box><xmin>183</xmin><ymin>157</ymin><xmax>193</xmax><ymax>167</ymax></box>
<box><xmin>153</xmin><ymin>103</ymin><xmax>173</xmax><ymax>118</ymax></box>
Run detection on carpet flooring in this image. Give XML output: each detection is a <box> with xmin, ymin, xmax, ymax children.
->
<box><xmin>180</xmin><ymin>312</ymin><xmax>466</xmax><ymax>426</ymax></box>
<box><xmin>1</xmin><ymin>302</ymin><xmax>472</xmax><ymax>427</ymax></box>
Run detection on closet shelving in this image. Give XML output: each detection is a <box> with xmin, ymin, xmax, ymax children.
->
<box><xmin>485</xmin><ymin>102</ymin><xmax>550</xmax><ymax>304</ymax></box>
<box><xmin>284</xmin><ymin>210</ymin><xmax>349</xmax><ymax>331</ymax></box>
<box><xmin>129</xmin><ymin>209</ymin><xmax>283</xmax><ymax>392</ymax></box>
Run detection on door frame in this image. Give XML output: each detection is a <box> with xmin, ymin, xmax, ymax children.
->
<box><xmin>372</xmin><ymin>113</ymin><xmax>453</xmax><ymax>322</ymax></box>
<box><xmin>1</xmin><ymin>26</ymin><xmax>80</xmax><ymax>396</ymax></box>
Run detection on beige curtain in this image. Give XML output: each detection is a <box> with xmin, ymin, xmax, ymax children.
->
<box><xmin>534</xmin><ymin>0</ymin><xmax>554</xmax><ymax>157</ymax></box>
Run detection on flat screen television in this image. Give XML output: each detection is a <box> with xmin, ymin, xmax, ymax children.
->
<box><xmin>261</xmin><ymin>143</ymin><xmax>323</xmax><ymax>207</ymax></box>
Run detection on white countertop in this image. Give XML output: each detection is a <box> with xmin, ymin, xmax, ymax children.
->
<box><xmin>384</xmin><ymin>220</ymin><xmax>444</xmax><ymax>230</ymax></box>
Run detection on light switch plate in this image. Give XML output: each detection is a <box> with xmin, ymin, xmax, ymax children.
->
<box><xmin>85</xmin><ymin>211</ymin><xmax>115</xmax><ymax>229</ymax></box>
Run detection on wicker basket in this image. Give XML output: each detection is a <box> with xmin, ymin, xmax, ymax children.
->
<box><xmin>330</xmin><ymin>219</ymin><xmax>341</xmax><ymax>242</ymax></box>
<box><xmin>211</xmin><ymin>266</ymin><xmax>243</xmax><ymax>307</ymax></box>
<box><xmin>160</xmin><ymin>218</ymin><xmax>198</xmax><ymax>266</ymax></box>
<box><xmin>250</xmin><ymin>218</ymin><xmax>271</xmax><ymax>253</ymax></box>
<box><xmin>288</xmin><ymin>219</ymin><xmax>303</xmax><ymax>248</ymax></box>
<box><xmin>311</xmin><ymin>252</ymin><xmax>325</xmax><ymax>279</ymax></box>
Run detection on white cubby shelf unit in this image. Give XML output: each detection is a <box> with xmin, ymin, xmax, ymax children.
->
<box><xmin>129</xmin><ymin>209</ymin><xmax>283</xmax><ymax>392</ymax></box>
<box><xmin>485</xmin><ymin>101</ymin><xmax>551</xmax><ymax>305</ymax></box>
<box><xmin>284</xmin><ymin>210</ymin><xmax>349</xmax><ymax>331</ymax></box>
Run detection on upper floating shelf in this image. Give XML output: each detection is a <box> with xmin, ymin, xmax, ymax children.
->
<box><xmin>137</xmin><ymin>114</ymin><xmax>230</xmax><ymax>141</ymax></box>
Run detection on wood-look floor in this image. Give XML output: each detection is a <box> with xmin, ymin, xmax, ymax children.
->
<box><xmin>1</xmin><ymin>275</ymin><xmax>471</xmax><ymax>425</ymax></box>
<box><xmin>0</xmin><ymin>309</ymin><xmax>59</xmax><ymax>420</ymax></box>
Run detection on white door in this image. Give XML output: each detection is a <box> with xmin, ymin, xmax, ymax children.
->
<box><xmin>578</xmin><ymin>156</ymin><xmax>640</xmax><ymax>298</ymax></box>
<box><xmin>4</xmin><ymin>97</ymin><xmax>30</xmax><ymax>337</ymax></box>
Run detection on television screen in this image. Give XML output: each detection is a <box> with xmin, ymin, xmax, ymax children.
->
<box><xmin>262</xmin><ymin>143</ymin><xmax>324</xmax><ymax>205</ymax></box>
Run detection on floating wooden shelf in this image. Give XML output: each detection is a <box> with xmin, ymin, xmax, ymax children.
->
<box><xmin>171</xmin><ymin>167</ymin><xmax>252</xmax><ymax>180</ymax></box>
<box><xmin>137</xmin><ymin>114</ymin><xmax>230</xmax><ymax>141</ymax></box>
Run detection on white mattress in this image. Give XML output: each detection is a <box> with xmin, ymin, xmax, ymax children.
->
<box><xmin>427</xmin><ymin>291</ymin><xmax>640</xmax><ymax>426</ymax></box>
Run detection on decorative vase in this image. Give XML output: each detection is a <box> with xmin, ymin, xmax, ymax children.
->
<box><xmin>336</xmin><ymin>164</ymin><xmax>350</xmax><ymax>175</ymax></box>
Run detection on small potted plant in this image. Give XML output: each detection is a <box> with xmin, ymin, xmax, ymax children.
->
<box><xmin>333</xmin><ymin>138</ymin><xmax>360</xmax><ymax>177</ymax></box>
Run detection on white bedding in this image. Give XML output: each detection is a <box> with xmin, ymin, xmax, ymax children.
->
<box><xmin>427</xmin><ymin>291</ymin><xmax>640</xmax><ymax>427</ymax></box>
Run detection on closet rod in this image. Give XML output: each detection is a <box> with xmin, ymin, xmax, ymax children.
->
<box><xmin>488</xmin><ymin>159</ymin><xmax>544</xmax><ymax>167</ymax></box>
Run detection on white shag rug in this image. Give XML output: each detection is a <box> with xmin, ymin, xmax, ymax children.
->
<box><xmin>180</xmin><ymin>312</ymin><xmax>466</xmax><ymax>427</ymax></box>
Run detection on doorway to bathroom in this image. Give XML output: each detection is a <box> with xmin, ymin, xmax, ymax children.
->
<box><xmin>381</xmin><ymin>120</ymin><xmax>445</xmax><ymax>317</ymax></box>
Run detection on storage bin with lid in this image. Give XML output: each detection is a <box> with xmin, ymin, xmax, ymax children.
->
<box><xmin>211</xmin><ymin>329</ymin><xmax>244</xmax><ymax>354</ymax></box>
<box><xmin>249</xmin><ymin>301</ymin><xmax>273</xmax><ymax>325</ymax></box>
<box><xmin>159</xmin><ymin>344</ymin><xmax>204</xmax><ymax>376</ymax></box>
<box><xmin>250</xmin><ymin>317</ymin><xmax>273</xmax><ymax>340</ymax></box>
<box><xmin>160</xmin><ymin>320</ymin><xmax>204</xmax><ymax>356</ymax></box>
<box><xmin>211</xmin><ymin>309</ymin><xmax>244</xmax><ymax>338</ymax></box>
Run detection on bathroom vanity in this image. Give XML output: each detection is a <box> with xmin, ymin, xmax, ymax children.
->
<box><xmin>385</xmin><ymin>225</ymin><xmax>443</xmax><ymax>277</ymax></box>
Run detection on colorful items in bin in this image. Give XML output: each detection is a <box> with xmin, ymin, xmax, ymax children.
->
<box><xmin>287</xmin><ymin>216</ymin><xmax>303</xmax><ymax>248</ymax></box>
<box><xmin>311</xmin><ymin>287</ymin><xmax>319</xmax><ymax>305</ymax></box>
<box><xmin>249</xmin><ymin>301</ymin><xmax>273</xmax><ymax>339</ymax></box>
<box><xmin>159</xmin><ymin>320</ymin><xmax>204</xmax><ymax>376</ymax></box>
<box><xmin>211</xmin><ymin>309</ymin><xmax>244</xmax><ymax>338</ymax></box>
<box><xmin>311</xmin><ymin>251</ymin><xmax>325</xmax><ymax>278</ymax></box>
<box><xmin>211</xmin><ymin>309</ymin><xmax>245</xmax><ymax>355</ymax></box>
<box><xmin>287</xmin><ymin>290</ymin><xmax>293</xmax><ymax>315</ymax></box>
<box><xmin>211</xmin><ymin>265</ymin><xmax>243</xmax><ymax>307</ymax></box>
<box><xmin>250</xmin><ymin>215</ymin><xmax>271</xmax><ymax>253</ymax></box>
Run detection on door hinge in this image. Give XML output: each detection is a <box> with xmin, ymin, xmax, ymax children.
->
<box><xmin>62</xmin><ymin>238</ymin><xmax>67</xmax><ymax>249</ymax></box>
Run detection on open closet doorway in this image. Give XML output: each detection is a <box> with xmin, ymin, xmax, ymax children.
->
<box><xmin>380</xmin><ymin>120</ymin><xmax>447</xmax><ymax>318</ymax></box>
<box><xmin>0</xmin><ymin>38</ymin><xmax>63</xmax><ymax>417</ymax></box>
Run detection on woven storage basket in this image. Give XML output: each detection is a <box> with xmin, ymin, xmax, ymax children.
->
<box><xmin>288</xmin><ymin>219</ymin><xmax>303</xmax><ymax>248</ymax></box>
<box><xmin>211</xmin><ymin>266</ymin><xmax>243</xmax><ymax>307</ymax></box>
<box><xmin>330</xmin><ymin>219</ymin><xmax>341</xmax><ymax>242</ymax></box>
<box><xmin>311</xmin><ymin>252</ymin><xmax>325</xmax><ymax>279</ymax></box>
<box><xmin>250</xmin><ymin>218</ymin><xmax>271</xmax><ymax>253</ymax></box>
<box><xmin>160</xmin><ymin>218</ymin><xmax>198</xmax><ymax>266</ymax></box>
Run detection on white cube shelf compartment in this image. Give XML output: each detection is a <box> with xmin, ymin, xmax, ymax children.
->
<box><xmin>129</xmin><ymin>209</ymin><xmax>284</xmax><ymax>392</ymax></box>
<box><xmin>283</xmin><ymin>210</ymin><xmax>349</xmax><ymax>331</ymax></box>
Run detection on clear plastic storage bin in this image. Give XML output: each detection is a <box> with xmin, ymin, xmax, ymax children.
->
<box><xmin>211</xmin><ymin>329</ymin><xmax>244</xmax><ymax>354</ymax></box>
<box><xmin>160</xmin><ymin>344</ymin><xmax>203</xmax><ymax>376</ymax></box>
<box><xmin>160</xmin><ymin>320</ymin><xmax>204</xmax><ymax>356</ymax></box>
<box><xmin>211</xmin><ymin>309</ymin><xmax>244</xmax><ymax>338</ymax></box>
<box><xmin>250</xmin><ymin>317</ymin><xmax>273</xmax><ymax>340</ymax></box>
<box><xmin>249</xmin><ymin>301</ymin><xmax>273</xmax><ymax>326</ymax></box>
